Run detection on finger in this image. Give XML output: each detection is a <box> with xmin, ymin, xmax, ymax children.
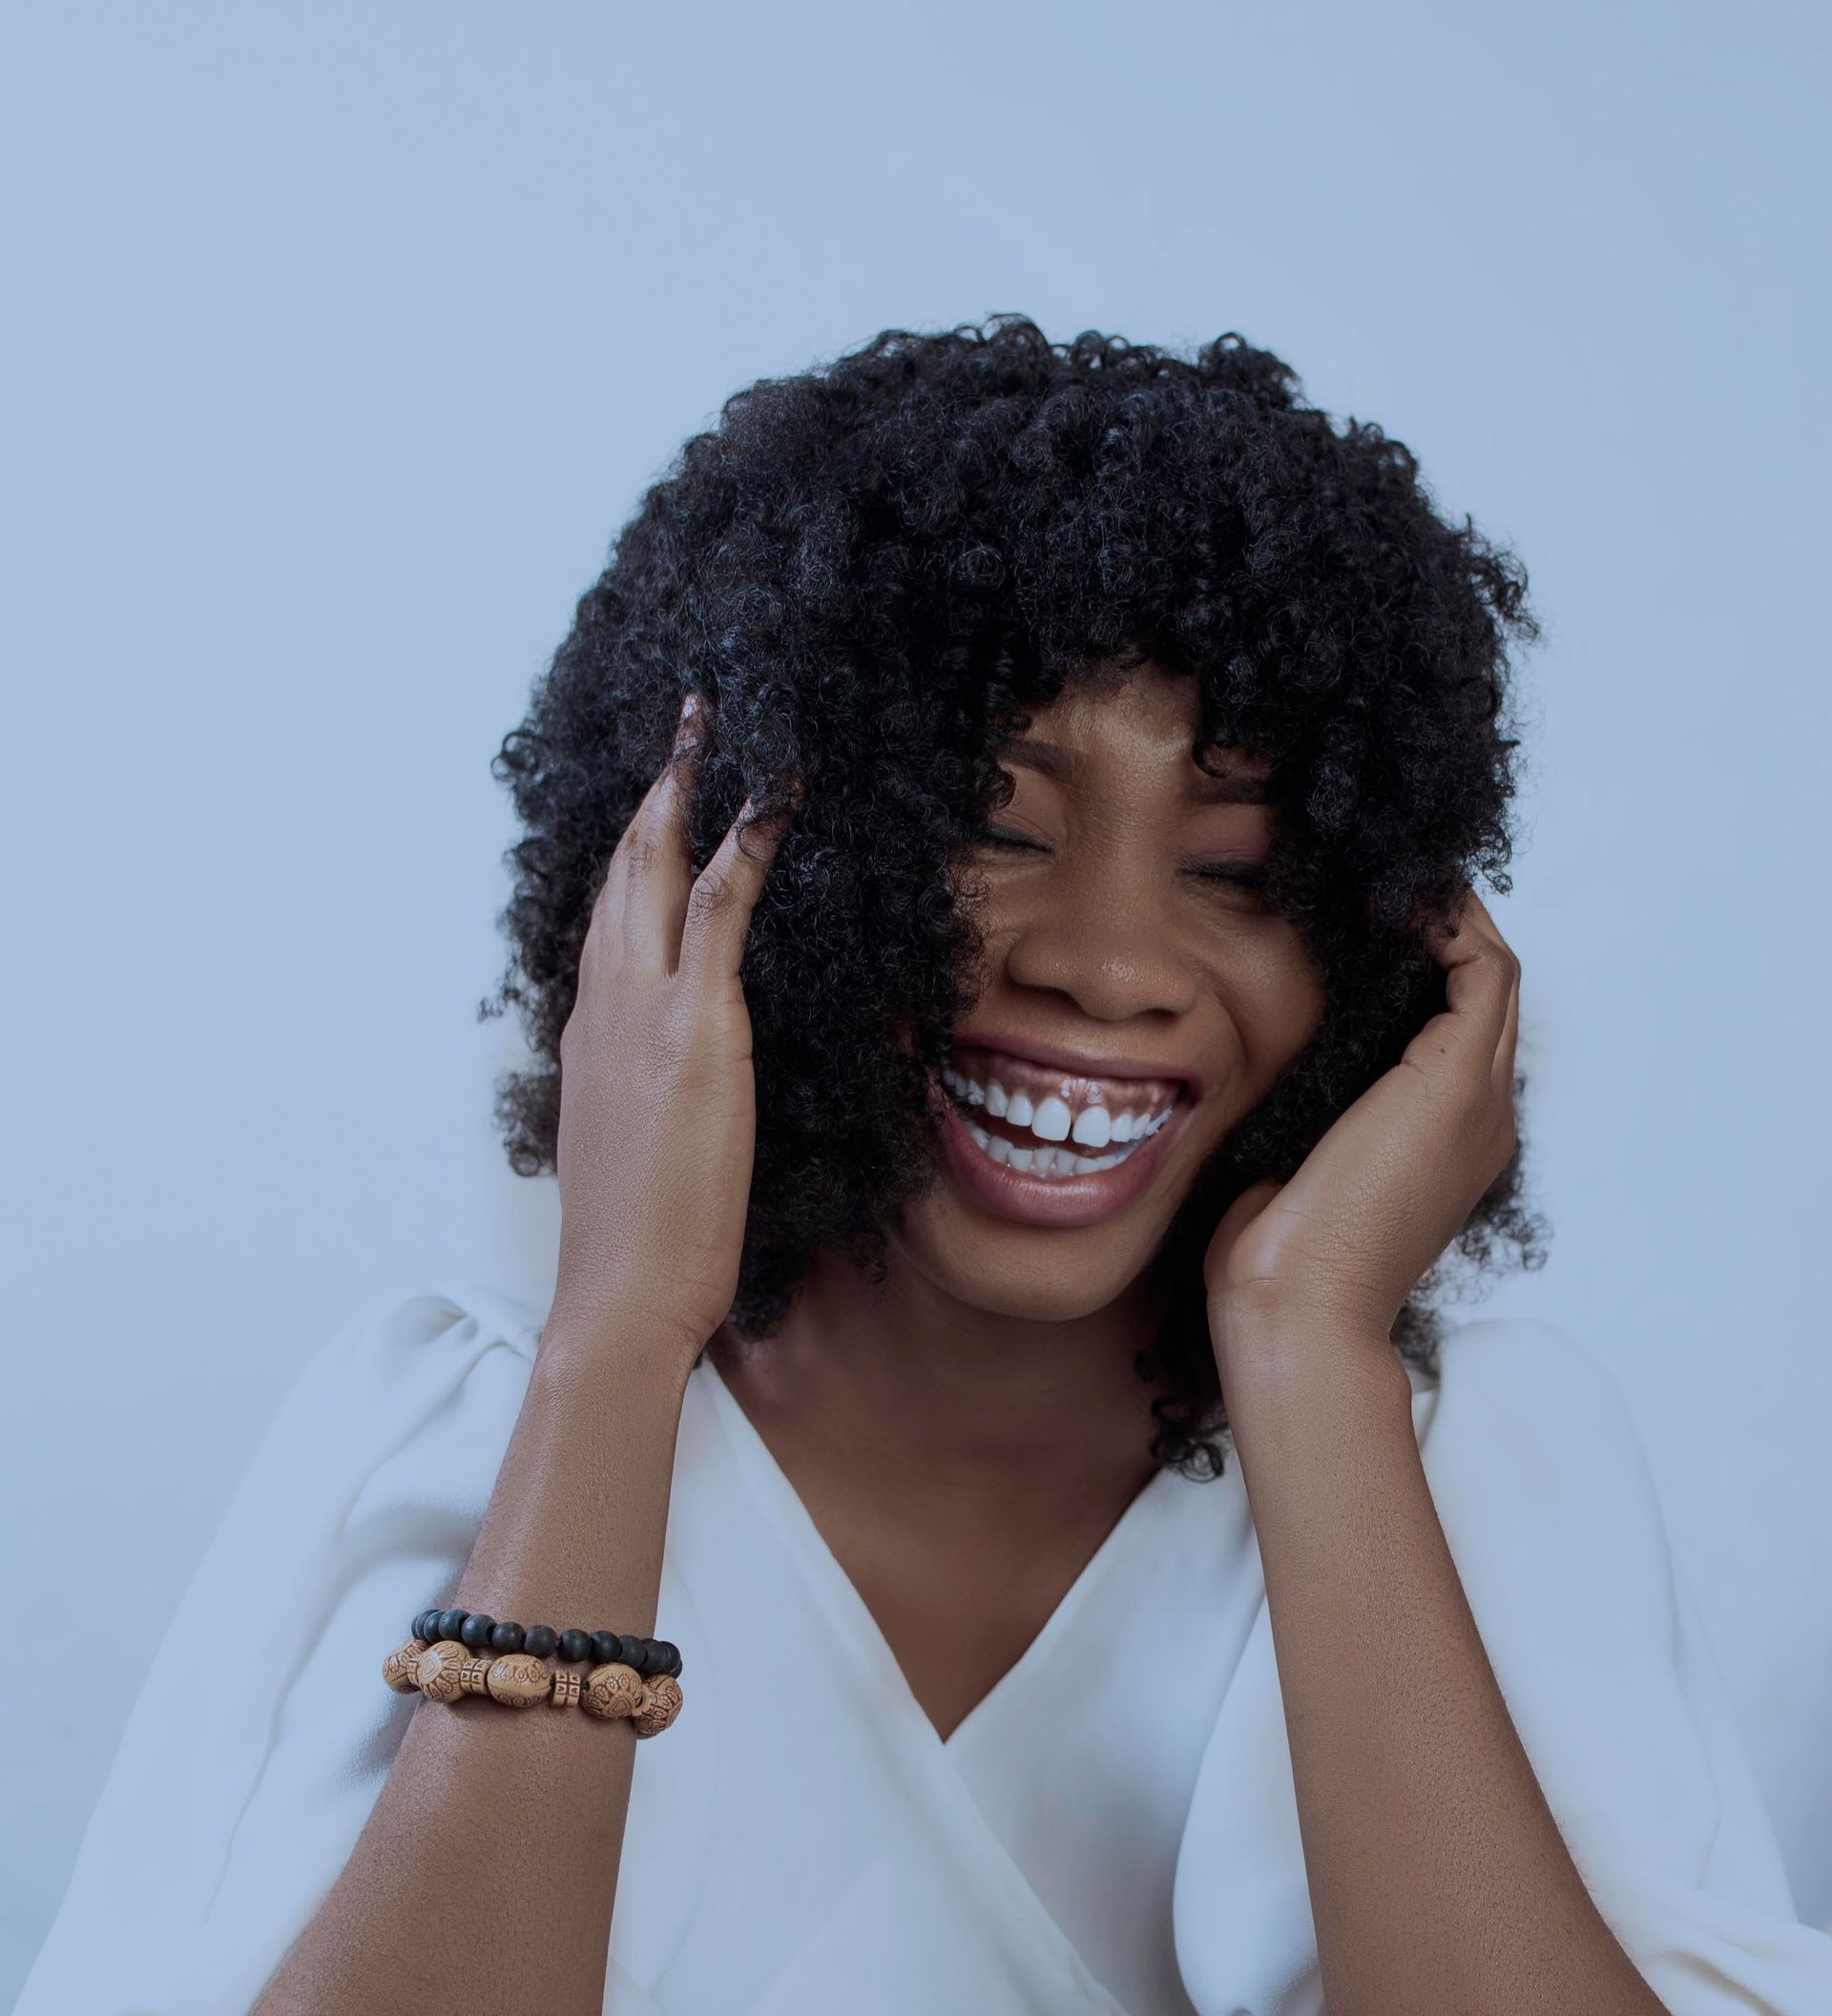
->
<box><xmin>618</xmin><ymin>694</ymin><xmax>716</xmax><ymax>962</ymax></box>
<box><xmin>675</xmin><ymin>787</ymin><xmax>800</xmax><ymax>985</ymax></box>
<box><xmin>1422</xmin><ymin>884</ymin><xmax>1517</xmax><ymax>1064</ymax></box>
<box><xmin>588</xmin><ymin>692</ymin><xmax>709</xmax><ymax>960</ymax></box>
<box><xmin>1492</xmin><ymin>937</ymin><xmax>1521</xmax><ymax>1098</ymax></box>
<box><xmin>1457</xmin><ymin>890</ymin><xmax>1523</xmax><ymax>1080</ymax></box>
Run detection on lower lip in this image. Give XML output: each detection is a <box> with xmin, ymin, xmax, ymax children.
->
<box><xmin>935</xmin><ymin>1087</ymin><xmax>1185</xmax><ymax>1229</ymax></box>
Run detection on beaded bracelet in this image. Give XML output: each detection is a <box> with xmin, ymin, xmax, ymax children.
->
<box><xmin>409</xmin><ymin>1607</ymin><xmax>682</xmax><ymax>1680</ymax></box>
<box><xmin>382</xmin><ymin>1632</ymin><xmax>685</xmax><ymax>1737</ymax></box>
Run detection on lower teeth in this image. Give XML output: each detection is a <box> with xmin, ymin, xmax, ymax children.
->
<box><xmin>960</xmin><ymin>1113</ymin><xmax>1151</xmax><ymax>1180</ymax></box>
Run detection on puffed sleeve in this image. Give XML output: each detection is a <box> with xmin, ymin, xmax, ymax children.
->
<box><xmin>11</xmin><ymin>1280</ymin><xmax>564</xmax><ymax>2016</ymax></box>
<box><xmin>1419</xmin><ymin>1318</ymin><xmax>1832</xmax><ymax>2015</ymax></box>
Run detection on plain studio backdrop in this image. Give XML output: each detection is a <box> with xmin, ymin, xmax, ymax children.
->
<box><xmin>2</xmin><ymin>0</ymin><xmax>1827</xmax><ymax>1999</ymax></box>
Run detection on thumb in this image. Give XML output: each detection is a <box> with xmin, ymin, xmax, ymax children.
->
<box><xmin>1203</xmin><ymin>1175</ymin><xmax>1285</xmax><ymax>1298</ymax></box>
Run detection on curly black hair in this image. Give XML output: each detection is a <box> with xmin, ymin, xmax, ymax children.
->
<box><xmin>481</xmin><ymin>313</ymin><xmax>1550</xmax><ymax>1479</ymax></box>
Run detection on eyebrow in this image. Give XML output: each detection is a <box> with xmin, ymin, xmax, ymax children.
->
<box><xmin>1001</xmin><ymin>735</ymin><xmax>1277</xmax><ymax>805</ymax></box>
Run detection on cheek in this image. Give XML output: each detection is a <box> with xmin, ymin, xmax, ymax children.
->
<box><xmin>1204</xmin><ymin>926</ymin><xmax>1327</xmax><ymax>1067</ymax></box>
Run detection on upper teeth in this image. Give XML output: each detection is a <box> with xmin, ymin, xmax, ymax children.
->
<box><xmin>940</xmin><ymin>1066</ymin><xmax>1176</xmax><ymax>1147</ymax></box>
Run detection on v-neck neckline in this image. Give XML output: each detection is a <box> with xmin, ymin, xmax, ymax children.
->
<box><xmin>696</xmin><ymin>1351</ymin><xmax>1185</xmax><ymax>1753</ymax></box>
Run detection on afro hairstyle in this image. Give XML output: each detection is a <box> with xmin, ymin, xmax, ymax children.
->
<box><xmin>482</xmin><ymin>313</ymin><xmax>1550</xmax><ymax>1478</ymax></box>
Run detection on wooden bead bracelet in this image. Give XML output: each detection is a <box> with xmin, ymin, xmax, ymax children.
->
<box><xmin>383</xmin><ymin>1633</ymin><xmax>684</xmax><ymax>1737</ymax></box>
<box><xmin>409</xmin><ymin>1607</ymin><xmax>681</xmax><ymax>1679</ymax></box>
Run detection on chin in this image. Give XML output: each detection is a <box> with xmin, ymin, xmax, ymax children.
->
<box><xmin>894</xmin><ymin>1177</ymin><xmax>1199</xmax><ymax>1326</ymax></box>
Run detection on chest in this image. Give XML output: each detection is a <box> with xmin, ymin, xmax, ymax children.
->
<box><xmin>607</xmin><ymin>1363</ymin><xmax>1275</xmax><ymax>2016</ymax></box>
<box><xmin>766</xmin><ymin>1440</ymin><xmax>1171</xmax><ymax>1743</ymax></box>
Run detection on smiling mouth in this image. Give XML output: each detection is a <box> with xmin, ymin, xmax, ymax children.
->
<box><xmin>936</xmin><ymin>1047</ymin><xmax>1189</xmax><ymax>1183</ymax></box>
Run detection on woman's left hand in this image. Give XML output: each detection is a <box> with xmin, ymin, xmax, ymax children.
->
<box><xmin>1204</xmin><ymin>884</ymin><xmax>1522</xmax><ymax>1366</ymax></box>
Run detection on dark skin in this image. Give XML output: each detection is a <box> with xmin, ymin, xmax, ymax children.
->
<box><xmin>707</xmin><ymin>662</ymin><xmax>1325</xmax><ymax>1739</ymax></box>
<box><xmin>260</xmin><ymin>670</ymin><xmax>1668</xmax><ymax>2014</ymax></box>
<box><xmin>705</xmin><ymin>665</ymin><xmax>1667</xmax><ymax>2012</ymax></box>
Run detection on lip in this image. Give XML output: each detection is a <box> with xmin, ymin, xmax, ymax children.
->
<box><xmin>947</xmin><ymin>1028</ymin><xmax>1200</xmax><ymax>1096</ymax></box>
<box><xmin>934</xmin><ymin>1078</ymin><xmax>1187</xmax><ymax>1229</ymax></box>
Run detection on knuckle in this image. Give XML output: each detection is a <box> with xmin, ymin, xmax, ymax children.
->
<box><xmin>687</xmin><ymin>868</ymin><xmax>736</xmax><ymax>923</ymax></box>
<box><xmin>1486</xmin><ymin>1104</ymin><xmax>1519</xmax><ymax>1168</ymax></box>
<box><xmin>561</xmin><ymin>976</ymin><xmax>594</xmax><ymax>1034</ymax></box>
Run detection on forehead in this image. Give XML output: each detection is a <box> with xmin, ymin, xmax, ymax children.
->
<box><xmin>1008</xmin><ymin>665</ymin><xmax>1276</xmax><ymax>798</ymax></box>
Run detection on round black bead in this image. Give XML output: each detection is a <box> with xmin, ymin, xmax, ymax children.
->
<box><xmin>615</xmin><ymin>1633</ymin><xmax>647</xmax><ymax>1673</ymax></box>
<box><xmin>523</xmin><ymin>1624</ymin><xmax>558</xmax><ymax>1659</ymax></box>
<box><xmin>459</xmin><ymin>1613</ymin><xmax>496</xmax><ymax>1652</ymax></box>
<box><xmin>590</xmin><ymin>1631</ymin><xmax>621</xmax><ymax>1665</ymax></box>
<box><xmin>435</xmin><ymin>1609</ymin><xmax>469</xmax><ymax>1642</ymax></box>
<box><xmin>412</xmin><ymin>1610</ymin><xmax>435</xmax><ymax>1641</ymax></box>
<box><xmin>558</xmin><ymin>1629</ymin><xmax>592</xmax><ymax>1665</ymax></box>
<box><xmin>489</xmin><ymin>1620</ymin><xmax>526</xmax><ymax>1654</ymax></box>
<box><xmin>655</xmin><ymin>1641</ymin><xmax>682</xmax><ymax>1679</ymax></box>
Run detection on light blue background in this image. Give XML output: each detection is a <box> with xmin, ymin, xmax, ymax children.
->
<box><xmin>4</xmin><ymin>0</ymin><xmax>1827</xmax><ymax>1999</ymax></box>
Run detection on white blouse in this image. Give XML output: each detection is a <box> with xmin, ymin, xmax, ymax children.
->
<box><xmin>16</xmin><ymin>1280</ymin><xmax>1832</xmax><ymax>2016</ymax></box>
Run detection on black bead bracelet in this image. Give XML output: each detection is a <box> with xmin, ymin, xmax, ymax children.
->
<box><xmin>410</xmin><ymin>1607</ymin><xmax>682</xmax><ymax>1680</ymax></box>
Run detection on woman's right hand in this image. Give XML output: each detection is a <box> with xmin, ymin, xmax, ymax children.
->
<box><xmin>545</xmin><ymin>693</ymin><xmax>798</xmax><ymax>1374</ymax></box>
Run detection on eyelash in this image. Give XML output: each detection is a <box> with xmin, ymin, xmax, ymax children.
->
<box><xmin>975</xmin><ymin>825</ymin><xmax>1271</xmax><ymax>892</ymax></box>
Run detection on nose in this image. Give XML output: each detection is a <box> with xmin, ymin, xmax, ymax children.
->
<box><xmin>1001</xmin><ymin>874</ymin><xmax>1201</xmax><ymax>1022</ymax></box>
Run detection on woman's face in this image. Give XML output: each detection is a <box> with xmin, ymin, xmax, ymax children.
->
<box><xmin>893</xmin><ymin>664</ymin><xmax>1327</xmax><ymax>1323</ymax></box>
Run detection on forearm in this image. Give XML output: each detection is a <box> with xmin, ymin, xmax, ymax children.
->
<box><xmin>254</xmin><ymin>1319</ymin><xmax>692</xmax><ymax>2016</ymax></box>
<box><xmin>1220</xmin><ymin>1320</ymin><xmax>1668</xmax><ymax>2016</ymax></box>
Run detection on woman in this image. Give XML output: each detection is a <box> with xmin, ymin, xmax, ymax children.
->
<box><xmin>18</xmin><ymin>317</ymin><xmax>1831</xmax><ymax>2016</ymax></box>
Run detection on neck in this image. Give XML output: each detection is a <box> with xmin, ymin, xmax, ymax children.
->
<box><xmin>706</xmin><ymin>1241</ymin><xmax>1167</xmax><ymax>1506</ymax></box>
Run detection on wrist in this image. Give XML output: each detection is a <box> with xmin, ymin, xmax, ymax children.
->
<box><xmin>1211</xmin><ymin>1293</ymin><xmax>1406</xmax><ymax>1397</ymax></box>
<box><xmin>533</xmin><ymin>1301</ymin><xmax>705</xmax><ymax>1403</ymax></box>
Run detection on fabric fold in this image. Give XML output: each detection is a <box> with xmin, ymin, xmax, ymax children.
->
<box><xmin>1170</xmin><ymin>1318</ymin><xmax>1832</xmax><ymax>2016</ymax></box>
<box><xmin>12</xmin><ymin>1281</ymin><xmax>546</xmax><ymax>2016</ymax></box>
<box><xmin>16</xmin><ymin>1287</ymin><xmax>1832</xmax><ymax>2016</ymax></box>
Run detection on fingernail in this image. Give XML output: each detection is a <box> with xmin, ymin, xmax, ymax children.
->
<box><xmin>680</xmin><ymin>692</ymin><xmax>699</xmax><ymax>721</ymax></box>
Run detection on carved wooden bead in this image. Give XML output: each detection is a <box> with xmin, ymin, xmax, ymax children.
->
<box><xmin>458</xmin><ymin>1655</ymin><xmax>495</xmax><ymax>1695</ymax></box>
<box><xmin>633</xmin><ymin>1673</ymin><xmax>684</xmax><ymax>1738</ymax></box>
<box><xmin>383</xmin><ymin>1637</ymin><xmax>429</xmax><ymax>1693</ymax></box>
<box><xmin>581</xmin><ymin>1661</ymin><xmax>645</xmax><ymax>1721</ymax></box>
<box><xmin>549</xmin><ymin>1668</ymin><xmax>583</xmax><ymax>1710</ymax></box>
<box><xmin>416</xmin><ymin>1638</ymin><xmax>470</xmax><ymax>1703</ymax></box>
<box><xmin>485</xmin><ymin>1652</ymin><xmax>552</xmax><ymax>1708</ymax></box>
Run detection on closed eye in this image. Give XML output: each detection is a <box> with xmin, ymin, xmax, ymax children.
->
<box><xmin>977</xmin><ymin>825</ymin><xmax>1270</xmax><ymax>894</ymax></box>
<box><xmin>1187</xmin><ymin>862</ymin><xmax>1271</xmax><ymax>893</ymax></box>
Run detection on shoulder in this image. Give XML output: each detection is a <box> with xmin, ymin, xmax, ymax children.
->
<box><xmin>279</xmin><ymin>1276</ymin><xmax>548</xmax><ymax>1440</ymax></box>
<box><xmin>207</xmin><ymin>1277</ymin><xmax>552</xmax><ymax>1570</ymax></box>
<box><xmin>331</xmin><ymin>1276</ymin><xmax>549</xmax><ymax>1373</ymax></box>
<box><xmin>1421</xmin><ymin>1313</ymin><xmax>1671</xmax><ymax>1564</ymax></box>
<box><xmin>233</xmin><ymin>1272</ymin><xmax>552</xmax><ymax>1518</ymax></box>
<box><xmin>1426</xmin><ymin>1308</ymin><xmax>1641</xmax><ymax>1429</ymax></box>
